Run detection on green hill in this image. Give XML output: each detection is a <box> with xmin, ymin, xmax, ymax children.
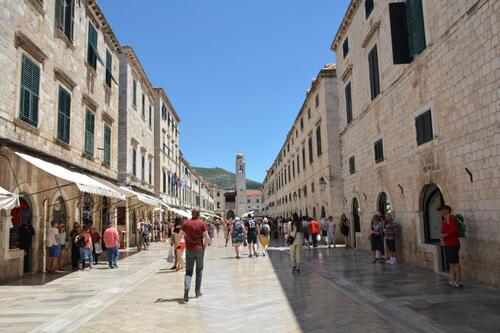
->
<box><xmin>193</xmin><ymin>167</ymin><xmax>262</xmax><ymax>190</ymax></box>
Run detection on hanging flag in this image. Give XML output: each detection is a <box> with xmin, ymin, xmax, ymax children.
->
<box><xmin>171</xmin><ymin>173</ymin><xmax>177</xmax><ymax>189</ymax></box>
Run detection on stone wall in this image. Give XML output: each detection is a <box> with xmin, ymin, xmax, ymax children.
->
<box><xmin>333</xmin><ymin>0</ymin><xmax>499</xmax><ymax>286</ymax></box>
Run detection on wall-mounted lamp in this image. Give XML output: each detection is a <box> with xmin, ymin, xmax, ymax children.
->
<box><xmin>465</xmin><ymin>168</ymin><xmax>473</xmax><ymax>183</ymax></box>
<box><xmin>363</xmin><ymin>193</ymin><xmax>367</xmax><ymax>201</ymax></box>
<box><xmin>398</xmin><ymin>184</ymin><xmax>404</xmax><ymax>195</ymax></box>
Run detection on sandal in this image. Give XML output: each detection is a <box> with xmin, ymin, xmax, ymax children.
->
<box><xmin>292</xmin><ymin>266</ymin><xmax>296</xmax><ymax>272</ymax></box>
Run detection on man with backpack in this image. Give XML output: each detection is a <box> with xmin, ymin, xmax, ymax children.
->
<box><xmin>232</xmin><ymin>217</ymin><xmax>245</xmax><ymax>259</ymax></box>
<box><xmin>245</xmin><ymin>214</ymin><xmax>258</xmax><ymax>258</ymax></box>
<box><xmin>440</xmin><ymin>205</ymin><xmax>463</xmax><ymax>287</ymax></box>
<box><xmin>258</xmin><ymin>218</ymin><xmax>271</xmax><ymax>256</ymax></box>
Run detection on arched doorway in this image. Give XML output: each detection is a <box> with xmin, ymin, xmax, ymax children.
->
<box><xmin>81</xmin><ymin>194</ymin><xmax>93</xmax><ymax>226</ymax></box>
<box><xmin>11</xmin><ymin>196</ymin><xmax>34</xmax><ymax>272</ymax></box>
<box><xmin>305</xmin><ymin>208</ymin><xmax>309</xmax><ymax>217</ymax></box>
<box><xmin>321</xmin><ymin>206</ymin><xmax>326</xmax><ymax>218</ymax></box>
<box><xmin>352</xmin><ymin>198</ymin><xmax>361</xmax><ymax>233</ymax></box>
<box><xmin>226</xmin><ymin>210</ymin><xmax>235</xmax><ymax>219</ymax></box>
<box><xmin>312</xmin><ymin>207</ymin><xmax>316</xmax><ymax>218</ymax></box>
<box><xmin>422</xmin><ymin>184</ymin><xmax>444</xmax><ymax>243</ymax></box>
<box><xmin>52</xmin><ymin>197</ymin><xmax>67</xmax><ymax>228</ymax></box>
<box><xmin>377</xmin><ymin>192</ymin><xmax>392</xmax><ymax>216</ymax></box>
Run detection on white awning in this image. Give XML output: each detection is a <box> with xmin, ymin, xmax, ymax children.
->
<box><xmin>168</xmin><ymin>207</ymin><xmax>191</xmax><ymax>218</ymax></box>
<box><xmin>0</xmin><ymin>186</ymin><xmax>19</xmax><ymax>211</ymax></box>
<box><xmin>119</xmin><ymin>186</ymin><xmax>163</xmax><ymax>208</ymax></box>
<box><xmin>16</xmin><ymin>152</ymin><xmax>124</xmax><ymax>200</ymax></box>
<box><xmin>240</xmin><ymin>210</ymin><xmax>255</xmax><ymax>218</ymax></box>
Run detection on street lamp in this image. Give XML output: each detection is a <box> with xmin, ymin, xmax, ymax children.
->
<box><xmin>319</xmin><ymin>177</ymin><xmax>327</xmax><ymax>192</ymax></box>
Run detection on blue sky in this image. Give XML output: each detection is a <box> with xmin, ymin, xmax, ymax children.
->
<box><xmin>99</xmin><ymin>0</ymin><xmax>350</xmax><ymax>182</ymax></box>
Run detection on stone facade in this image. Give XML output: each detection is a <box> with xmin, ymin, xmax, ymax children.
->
<box><xmin>244</xmin><ymin>190</ymin><xmax>263</xmax><ymax>214</ymax></box>
<box><xmin>262</xmin><ymin>65</ymin><xmax>343</xmax><ymax>222</ymax></box>
<box><xmin>332</xmin><ymin>0</ymin><xmax>499</xmax><ymax>286</ymax></box>
<box><xmin>0</xmin><ymin>0</ymin><xmax>121</xmax><ymax>281</ymax></box>
<box><xmin>235</xmin><ymin>153</ymin><xmax>247</xmax><ymax>217</ymax></box>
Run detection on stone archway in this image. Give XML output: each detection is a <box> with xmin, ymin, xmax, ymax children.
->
<box><xmin>226</xmin><ymin>210</ymin><xmax>235</xmax><ymax>219</ymax></box>
<box><xmin>421</xmin><ymin>183</ymin><xmax>444</xmax><ymax>244</ymax></box>
<box><xmin>377</xmin><ymin>192</ymin><xmax>392</xmax><ymax>216</ymax></box>
<box><xmin>352</xmin><ymin>198</ymin><xmax>361</xmax><ymax>233</ymax></box>
<box><xmin>11</xmin><ymin>196</ymin><xmax>33</xmax><ymax>272</ymax></box>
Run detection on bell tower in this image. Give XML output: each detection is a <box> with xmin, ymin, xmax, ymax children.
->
<box><xmin>235</xmin><ymin>153</ymin><xmax>247</xmax><ymax>217</ymax></box>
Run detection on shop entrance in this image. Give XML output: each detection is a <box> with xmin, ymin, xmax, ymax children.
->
<box><xmin>11</xmin><ymin>196</ymin><xmax>34</xmax><ymax>273</ymax></box>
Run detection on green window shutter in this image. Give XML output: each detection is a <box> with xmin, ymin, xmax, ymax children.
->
<box><xmin>407</xmin><ymin>0</ymin><xmax>426</xmax><ymax>58</ymax></box>
<box><xmin>141</xmin><ymin>94</ymin><xmax>145</xmax><ymax>117</ymax></box>
<box><xmin>368</xmin><ymin>45</ymin><xmax>380</xmax><ymax>100</ymax></box>
<box><xmin>132</xmin><ymin>80</ymin><xmax>137</xmax><ymax>106</ymax></box>
<box><xmin>87</xmin><ymin>22</ymin><xmax>98</xmax><ymax>69</ymax></box>
<box><xmin>308</xmin><ymin>137</ymin><xmax>313</xmax><ymax>164</ymax></box>
<box><xmin>64</xmin><ymin>0</ymin><xmax>75</xmax><ymax>40</ymax></box>
<box><xmin>56</xmin><ymin>0</ymin><xmax>64</xmax><ymax>29</ymax></box>
<box><xmin>316</xmin><ymin>126</ymin><xmax>322</xmax><ymax>156</ymax></box>
<box><xmin>105</xmin><ymin>50</ymin><xmax>112</xmax><ymax>87</ymax></box>
<box><xmin>103</xmin><ymin>124</ymin><xmax>111</xmax><ymax>164</ymax></box>
<box><xmin>85</xmin><ymin>110</ymin><xmax>95</xmax><ymax>156</ymax></box>
<box><xmin>345</xmin><ymin>82</ymin><xmax>353</xmax><ymax>123</ymax></box>
<box><xmin>20</xmin><ymin>56</ymin><xmax>40</xmax><ymax>127</ymax></box>
<box><xmin>415</xmin><ymin>110</ymin><xmax>433</xmax><ymax>145</ymax></box>
<box><xmin>389</xmin><ymin>2</ymin><xmax>411</xmax><ymax>64</ymax></box>
<box><xmin>57</xmin><ymin>87</ymin><xmax>71</xmax><ymax>143</ymax></box>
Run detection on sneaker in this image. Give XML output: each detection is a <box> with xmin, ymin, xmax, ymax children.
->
<box><xmin>248</xmin><ymin>254</ymin><xmax>253</xmax><ymax>258</ymax></box>
<box><xmin>109</xmin><ymin>266</ymin><xmax>114</xmax><ymax>269</ymax></box>
<box><xmin>385</xmin><ymin>259</ymin><xmax>392</xmax><ymax>264</ymax></box>
<box><xmin>183</xmin><ymin>291</ymin><xmax>189</xmax><ymax>303</ymax></box>
<box><xmin>262</xmin><ymin>252</ymin><xmax>266</xmax><ymax>257</ymax></box>
<box><xmin>196</xmin><ymin>292</ymin><xmax>203</xmax><ymax>298</ymax></box>
<box><xmin>448</xmin><ymin>280</ymin><xmax>456</xmax><ymax>286</ymax></box>
<box><xmin>255</xmin><ymin>253</ymin><xmax>259</xmax><ymax>257</ymax></box>
<box><xmin>113</xmin><ymin>264</ymin><xmax>118</xmax><ymax>268</ymax></box>
<box><xmin>391</xmin><ymin>258</ymin><xmax>397</xmax><ymax>265</ymax></box>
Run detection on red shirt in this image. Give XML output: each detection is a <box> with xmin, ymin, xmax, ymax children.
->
<box><xmin>310</xmin><ymin>220</ymin><xmax>320</xmax><ymax>234</ymax></box>
<box><xmin>182</xmin><ymin>219</ymin><xmax>207</xmax><ymax>251</ymax></box>
<box><xmin>103</xmin><ymin>227</ymin><xmax>119</xmax><ymax>248</ymax></box>
<box><xmin>441</xmin><ymin>215</ymin><xmax>460</xmax><ymax>246</ymax></box>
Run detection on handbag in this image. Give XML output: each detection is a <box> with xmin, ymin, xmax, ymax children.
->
<box><xmin>166</xmin><ymin>246</ymin><xmax>174</xmax><ymax>263</ymax></box>
<box><xmin>94</xmin><ymin>242</ymin><xmax>103</xmax><ymax>254</ymax></box>
<box><xmin>287</xmin><ymin>228</ymin><xmax>298</xmax><ymax>246</ymax></box>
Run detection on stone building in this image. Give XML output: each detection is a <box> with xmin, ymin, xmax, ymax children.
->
<box><xmin>331</xmin><ymin>0</ymin><xmax>499</xmax><ymax>286</ymax></box>
<box><xmin>153</xmin><ymin>88</ymin><xmax>181</xmax><ymax>209</ymax></box>
<box><xmin>0</xmin><ymin>0</ymin><xmax>125</xmax><ymax>281</ymax></box>
<box><xmin>243</xmin><ymin>190</ymin><xmax>263</xmax><ymax>216</ymax></box>
<box><xmin>262</xmin><ymin>64</ymin><xmax>343</xmax><ymax>222</ymax></box>
<box><xmin>235</xmin><ymin>153</ymin><xmax>247</xmax><ymax>217</ymax></box>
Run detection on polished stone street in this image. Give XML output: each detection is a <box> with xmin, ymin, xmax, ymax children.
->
<box><xmin>1</xmin><ymin>237</ymin><xmax>500</xmax><ymax>333</ymax></box>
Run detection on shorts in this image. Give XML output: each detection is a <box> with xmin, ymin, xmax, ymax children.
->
<box><xmin>259</xmin><ymin>235</ymin><xmax>270</xmax><ymax>247</ymax></box>
<box><xmin>60</xmin><ymin>244</ymin><xmax>66</xmax><ymax>250</ymax></box>
<box><xmin>232</xmin><ymin>234</ymin><xmax>243</xmax><ymax>245</ymax></box>
<box><xmin>176</xmin><ymin>243</ymin><xmax>186</xmax><ymax>251</ymax></box>
<box><xmin>303</xmin><ymin>232</ymin><xmax>310</xmax><ymax>240</ymax></box>
<box><xmin>247</xmin><ymin>232</ymin><xmax>257</xmax><ymax>244</ymax></box>
<box><xmin>444</xmin><ymin>245</ymin><xmax>460</xmax><ymax>264</ymax></box>
<box><xmin>370</xmin><ymin>236</ymin><xmax>384</xmax><ymax>252</ymax></box>
<box><xmin>49</xmin><ymin>245</ymin><xmax>61</xmax><ymax>258</ymax></box>
<box><xmin>386</xmin><ymin>239</ymin><xmax>396</xmax><ymax>252</ymax></box>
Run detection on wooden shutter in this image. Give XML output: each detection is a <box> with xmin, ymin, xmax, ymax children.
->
<box><xmin>87</xmin><ymin>22</ymin><xmax>97</xmax><ymax>68</ymax></box>
<box><xmin>365</xmin><ymin>0</ymin><xmax>374</xmax><ymax>18</ymax></box>
<box><xmin>374</xmin><ymin>139</ymin><xmax>384</xmax><ymax>163</ymax></box>
<box><xmin>345</xmin><ymin>82</ymin><xmax>353</xmax><ymax>123</ymax></box>
<box><xmin>85</xmin><ymin>110</ymin><xmax>95</xmax><ymax>155</ymax></box>
<box><xmin>308</xmin><ymin>137</ymin><xmax>313</xmax><ymax>163</ymax></box>
<box><xmin>343</xmin><ymin>37</ymin><xmax>349</xmax><ymax>58</ymax></box>
<box><xmin>407</xmin><ymin>0</ymin><xmax>426</xmax><ymax>58</ymax></box>
<box><xmin>105</xmin><ymin>50</ymin><xmax>112</xmax><ymax>87</ymax></box>
<box><xmin>316</xmin><ymin>126</ymin><xmax>322</xmax><ymax>156</ymax></box>
<box><xmin>104</xmin><ymin>124</ymin><xmax>111</xmax><ymax>164</ymax></box>
<box><xmin>368</xmin><ymin>46</ymin><xmax>380</xmax><ymax>100</ymax></box>
<box><xmin>56</xmin><ymin>0</ymin><xmax>64</xmax><ymax>29</ymax></box>
<box><xmin>349</xmin><ymin>156</ymin><xmax>356</xmax><ymax>174</ymax></box>
<box><xmin>389</xmin><ymin>2</ymin><xmax>411</xmax><ymax>64</ymax></box>
<box><xmin>57</xmin><ymin>87</ymin><xmax>71</xmax><ymax>143</ymax></box>
<box><xmin>20</xmin><ymin>56</ymin><xmax>40</xmax><ymax>127</ymax></box>
<box><xmin>64</xmin><ymin>0</ymin><xmax>75</xmax><ymax>40</ymax></box>
<box><xmin>415</xmin><ymin>110</ymin><xmax>433</xmax><ymax>145</ymax></box>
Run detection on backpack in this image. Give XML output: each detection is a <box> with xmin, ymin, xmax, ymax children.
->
<box><xmin>74</xmin><ymin>234</ymin><xmax>86</xmax><ymax>248</ymax></box>
<box><xmin>233</xmin><ymin>222</ymin><xmax>243</xmax><ymax>236</ymax></box>
<box><xmin>260</xmin><ymin>224</ymin><xmax>270</xmax><ymax>236</ymax></box>
<box><xmin>456</xmin><ymin>214</ymin><xmax>465</xmax><ymax>238</ymax></box>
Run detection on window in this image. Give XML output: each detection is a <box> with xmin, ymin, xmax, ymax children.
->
<box><xmin>105</xmin><ymin>50</ymin><xmax>112</xmax><ymax>87</ymax></box>
<box><xmin>303</xmin><ymin>185</ymin><xmax>307</xmax><ymax>197</ymax></box>
<box><xmin>308</xmin><ymin>136</ymin><xmax>313</xmax><ymax>164</ymax></box>
<box><xmin>141</xmin><ymin>154</ymin><xmax>145</xmax><ymax>180</ymax></box>
<box><xmin>315</xmin><ymin>94</ymin><xmax>320</xmax><ymax>108</ymax></box>
<box><xmin>300</xmin><ymin>117</ymin><xmax>304</xmax><ymax>130</ymax></box>
<box><xmin>343</xmin><ymin>37</ymin><xmax>349</xmax><ymax>58</ymax></box>
<box><xmin>284</xmin><ymin>168</ymin><xmax>287</xmax><ymax>185</ymax></box>
<box><xmin>19</xmin><ymin>55</ymin><xmax>40</xmax><ymax>127</ymax></box>
<box><xmin>349</xmin><ymin>156</ymin><xmax>356</xmax><ymax>174</ymax></box>
<box><xmin>132</xmin><ymin>148</ymin><xmax>137</xmax><ymax>176</ymax></box>
<box><xmin>148</xmin><ymin>105</ymin><xmax>152</xmax><ymax>128</ymax></box>
<box><xmin>57</xmin><ymin>87</ymin><xmax>71</xmax><ymax>143</ymax></box>
<box><xmin>292</xmin><ymin>160</ymin><xmax>295</xmax><ymax>178</ymax></box>
<box><xmin>365</xmin><ymin>0</ymin><xmax>374</xmax><ymax>18</ymax></box>
<box><xmin>56</xmin><ymin>0</ymin><xmax>75</xmax><ymax>41</ymax></box>
<box><xmin>288</xmin><ymin>164</ymin><xmax>291</xmax><ymax>182</ymax></box>
<box><xmin>132</xmin><ymin>79</ymin><xmax>137</xmax><ymax>108</ymax></box>
<box><xmin>295</xmin><ymin>130</ymin><xmax>298</xmax><ymax>138</ymax></box>
<box><xmin>163</xmin><ymin>171</ymin><xmax>166</xmax><ymax>193</ymax></box>
<box><xmin>85</xmin><ymin>109</ymin><xmax>95</xmax><ymax>156</ymax></box>
<box><xmin>148</xmin><ymin>159</ymin><xmax>152</xmax><ymax>184</ymax></box>
<box><xmin>389</xmin><ymin>0</ymin><xmax>426</xmax><ymax>64</ymax></box>
<box><xmin>296</xmin><ymin>155</ymin><xmax>300</xmax><ymax>174</ymax></box>
<box><xmin>311</xmin><ymin>182</ymin><xmax>315</xmax><ymax>193</ymax></box>
<box><xmin>374</xmin><ymin>139</ymin><xmax>384</xmax><ymax>163</ymax></box>
<box><xmin>308</xmin><ymin>107</ymin><xmax>311</xmax><ymax>119</ymax></box>
<box><xmin>103</xmin><ymin>124</ymin><xmax>111</xmax><ymax>164</ymax></box>
<box><xmin>87</xmin><ymin>22</ymin><xmax>98</xmax><ymax>69</ymax></box>
<box><xmin>345</xmin><ymin>82</ymin><xmax>353</xmax><ymax>124</ymax></box>
<box><xmin>415</xmin><ymin>110</ymin><xmax>433</xmax><ymax>145</ymax></box>
<box><xmin>302</xmin><ymin>147</ymin><xmax>306</xmax><ymax>169</ymax></box>
<box><xmin>368</xmin><ymin>45</ymin><xmax>380</xmax><ymax>100</ymax></box>
<box><xmin>316</xmin><ymin>126</ymin><xmax>322</xmax><ymax>156</ymax></box>
<box><xmin>141</xmin><ymin>94</ymin><xmax>145</xmax><ymax>118</ymax></box>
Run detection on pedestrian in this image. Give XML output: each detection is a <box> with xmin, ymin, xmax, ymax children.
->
<box><xmin>258</xmin><ymin>218</ymin><xmax>271</xmax><ymax>256</ymax></box>
<box><xmin>287</xmin><ymin>213</ymin><xmax>303</xmax><ymax>273</ymax></box>
<box><xmin>69</xmin><ymin>222</ymin><xmax>81</xmax><ymax>270</ymax></box>
<box><xmin>103</xmin><ymin>223</ymin><xmax>120</xmax><ymax>269</ymax></box>
<box><xmin>384</xmin><ymin>213</ymin><xmax>397</xmax><ymax>264</ymax></box>
<box><xmin>245</xmin><ymin>214</ymin><xmax>258</xmax><ymax>258</ymax></box>
<box><xmin>340</xmin><ymin>214</ymin><xmax>350</xmax><ymax>248</ymax></box>
<box><xmin>320</xmin><ymin>216</ymin><xmax>328</xmax><ymax>245</ymax></box>
<box><xmin>79</xmin><ymin>225</ymin><xmax>93</xmax><ymax>270</ymax></box>
<box><xmin>90</xmin><ymin>226</ymin><xmax>101</xmax><ymax>265</ymax></box>
<box><xmin>215</xmin><ymin>219</ymin><xmax>221</xmax><ymax>238</ymax></box>
<box><xmin>173</xmin><ymin>219</ymin><xmax>186</xmax><ymax>271</ymax></box>
<box><xmin>225</xmin><ymin>218</ymin><xmax>233</xmax><ymax>247</ymax></box>
<box><xmin>232</xmin><ymin>217</ymin><xmax>245</xmax><ymax>259</ymax></box>
<box><xmin>327</xmin><ymin>216</ymin><xmax>337</xmax><ymax>248</ymax></box>
<box><xmin>370</xmin><ymin>215</ymin><xmax>384</xmax><ymax>263</ymax></box>
<box><xmin>57</xmin><ymin>223</ymin><xmax>67</xmax><ymax>271</ymax></box>
<box><xmin>143</xmin><ymin>222</ymin><xmax>151</xmax><ymax>250</ymax></box>
<box><xmin>180</xmin><ymin>210</ymin><xmax>211</xmax><ymax>303</ymax></box>
<box><xmin>440</xmin><ymin>205</ymin><xmax>463</xmax><ymax>287</ymax></box>
<box><xmin>47</xmin><ymin>220</ymin><xmax>60</xmax><ymax>273</ymax></box>
<box><xmin>207</xmin><ymin>221</ymin><xmax>215</xmax><ymax>239</ymax></box>
<box><xmin>310</xmin><ymin>217</ymin><xmax>320</xmax><ymax>248</ymax></box>
<box><xmin>302</xmin><ymin>217</ymin><xmax>311</xmax><ymax>249</ymax></box>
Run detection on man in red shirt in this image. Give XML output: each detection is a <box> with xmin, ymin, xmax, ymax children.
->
<box><xmin>440</xmin><ymin>205</ymin><xmax>462</xmax><ymax>287</ymax></box>
<box><xmin>180</xmin><ymin>209</ymin><xmax>211</xmax><ymax>303</ymax></box>
<box><xmin>310</xmin><ymin>218</ymin><xmax>320</xmax><ymax>248</ymax></box>
<box><xmin>103</xmin><ymin>223</ymin><xmax>119</xmax><ymax>269</ymax></box>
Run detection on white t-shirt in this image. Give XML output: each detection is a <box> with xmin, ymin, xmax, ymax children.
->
<box><xmin>327</xmin><ymin>220</ymin><xmax>337</xmax><ymax>234</ymax></box>
<box><xmin>47</xmin><ymin>227</ymin><xmax>59</xmax><ymax>247</ymax></box>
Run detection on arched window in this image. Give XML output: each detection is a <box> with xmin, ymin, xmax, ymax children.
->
<box><xmin>52</xmin><ymin>197</ymin><xmax>67</xmax><ymax>228</ymax></box>
<box><xmin>377</xmin><ymin>192</ymin><xmax>392</xmax><ymax>215</ymax></box>
<box><xmin>101</xmin><ymin>197</ymin><xmax>110</xmax><ymax>229</ymax></box>
<box><xmin>321</xmin><ymin>206</ymin><xmax>326</xmax><ymax>218</ymax></box>
<box><xmin>305</xmin><ymin>208</ymin><xmax>309</xmax><ymax>217</ymax></box>
<box><xmin>422</xmin><ymin>184</ymin><xmax>444</xmax><ymax>243</ymax></box>
<box><xmin>313</xmin><ymin>207</ymin><xmax>316</xmax><ymax>218</ymax></box>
